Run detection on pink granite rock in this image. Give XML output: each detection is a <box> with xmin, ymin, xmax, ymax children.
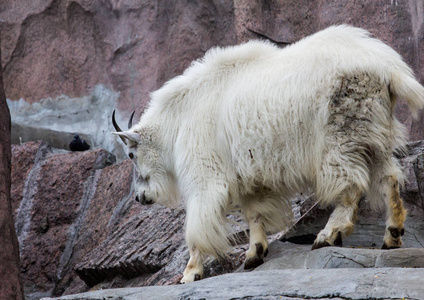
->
<box><xmin>0</xmin><ymin>40</ymin><xmax>24</xmax><ymax>300</ymax></box>
<box><xmin>2</xmin><ymin>1</ymin><xmax>421</xmax><ymax>136</ymax></box>
<box><xmin>11</xmin><ymin>142</ymin><xmax>117</xmax><ymax>298</ymax></box>
<box><xmin>3</xmin><ymin>1</ymin><xmax>424</xmax><ymax>298</ymax></box>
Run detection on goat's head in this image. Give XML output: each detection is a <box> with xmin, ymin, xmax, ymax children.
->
<box><xmin>112</xmin><ymin>110</ymin><xmax>176</xmax><ymax>205</ymax></box>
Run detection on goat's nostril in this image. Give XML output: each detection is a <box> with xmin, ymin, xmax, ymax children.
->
<box><xmin>135</xmin><ymin>195</ymin><xmax>140</xmax><ymax>202</ymax></box>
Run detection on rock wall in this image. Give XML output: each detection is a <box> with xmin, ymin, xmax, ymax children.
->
<box><xmin>10</xmin><ymin>141</ymin><xmax>248</xmax><ymax>299</ymax></box>
<box><xmin>3</xmin><ymin>1</ymin><xmax>424</xmax><ymax>299</ymax></box>
<box><xmin>10</xmin><ymin>140</ymin><xmax>424</xmax><ymax>299</ymax></box>
<box><xmin>0</xmin><ymin>38</ymin><xmax>24</xmax><ymax>300</ymax></box>
<box><xmin>1</xmin><ymin>0</ymin><xmax>424</xmax><ymax>158</ymax></box>
<box><xmin>43</xmin><ymin>268</ymin><xmax>424</xmax><ymax>300</ymax></box>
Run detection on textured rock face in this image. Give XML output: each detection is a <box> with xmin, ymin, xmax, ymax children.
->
<box><xmin>11</xmin><ymin>140</ymin><xmax>424</xmax><ymax>299</ymax></box>
<box><xmin>0</xmin><ymin>42</ymin><xmax>24</xmax><ymax>300</ymax></box>
<box><xmin>253</xmin><ymin>241</ymin><xmax>424</xmax><ymax>270</ymax></box>
<box><xmin>11</xmin><ymin>142</ymin><xmax>120</xmax><ymax>299</ymax></box>
<box><xmin>0</xmin><ymin>0</ymin><xmax>236</xmax><ymax>111</ymax></box>
<box><xmin>7</xmin><ymin>86</ymin><xmax>123</xmax><ymax>157</ymax></box>
<box><xmin>10</xmin><ymin>141</ymin><xmax>246</xmax><ymax>298</ymax></box>
<box><xmin>1</xmin><ymin>0</ymin><xmax>424</xmax><ymax>157</ymax></box>
<box><xmin>4</xmin><ymin>1</ymin><xmax>424</xmax><ymax>299</ymax></box>
<box><xmin>42</xmin><ymin>268</ymin><xmax>424</xmax><ymax>300</ymax></box>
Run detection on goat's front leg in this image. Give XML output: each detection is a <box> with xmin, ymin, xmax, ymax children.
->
<box><xmin>180</xmin><ymin>247</ymin><xmax>204</xmax><ymax>284</ymax></box>
<box><xmin>244</xmin><ymin>212</ymin><xmax>268</xmax><ymax>269</ymax></box>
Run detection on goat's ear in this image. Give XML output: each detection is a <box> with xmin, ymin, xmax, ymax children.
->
<box><xmin>111</xmin><ymin>131</ymin><xmax>141</xmax><ymax>144</ymax></box>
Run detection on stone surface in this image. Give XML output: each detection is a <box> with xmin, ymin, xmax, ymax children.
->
<box><xmin>0</xmin><ymin>38</ymin><xmax>24</xmax><ymax>300</ymax></box>
<box><xmin>4</xmin><ymin>2</ymin><xmax>424</xmax><ymax>298</ymax></box>
<box><xmin>74</xmin><ymin>204</ymin><xmax>248</xmax><ymax>289</ymax></box>
<box><xmin>1</xmin><ymin>0</ymin><xmax>424</xmax><ymax>160</ymax></box>
<box><xmin>11</xmin><ymin>142</ymin><xmax>118</xmax><ymax>299</ymax></box>
<box><xmin>239</xmin><ymin>241</ymin><xmax>424</xmax><ymax>271</ymax></box>
<box><xmin>7</xmin><ymin>86</ymin><xmax>126</xmax><ymax>160</ymax></box>
<box><xmin>10</xmin><ymin>141</ymin><xmax>246</xmax><ymax>298</ymax></box>
<box><xmin>42</xmin><ymin>268</ymin><xmax>424</xmax><ymax>300</ymax></box>
<box><xmin>74</xmin><ymin>206</ymin><xmax>186</xmax><ymax>287</ymax></box>
<box><xmin>54</xmin><ymin>158</ymin><xmax>134</xmax><ymax>296</ymax></box>
<box><xmin>10</xmin><ymin>139</ymin><xmax>424</xmax><ymax>299</ymax></box>
<box><xmin>0</xmin><ymin>0</ymin><xmax>236</xmax><ymax>111</ymax></box>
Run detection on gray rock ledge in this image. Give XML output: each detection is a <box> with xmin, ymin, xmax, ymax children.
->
<box><xmin>43</xmin><ymin>268</ymin><xmax>424</xmax><ymax>300</ymax></box>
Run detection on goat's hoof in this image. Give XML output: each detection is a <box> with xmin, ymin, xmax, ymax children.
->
<box><xmin>311</xmin><ymin>240</ymin><xmax>331</xmax><ymax>250</ymax></box>
<box><xmin>389</xmin><ymin>227</ymin><xmax>405</xmax><ymax>238</ymax></box>
<box><xmin>244</xmin><ymin>256</ymin><xmax>264</xmax><ymax>270</ymax></box>
<box><xmin>381</xmin><ymin>226</ymin><xmax>405</xmax><ymax>250</ymax></box>
<box><xmin>382</xmin><ymin>226</ymin><xmax>404</xmax><ymax>250</ymax></box>
<box><xmin>244</xmin><ymin>242</ymin><xmax>267</xmax><ymax>270</ymax></box>
<box><xmin>381</xmin><ymin>243</ymin><xmax>400</xmax><ymax>250</ymax></box>
<box><xmin>180</xmin><ymin>273</ymin><xmax>202</xmax><ymax>284</ymax></box>
<box><xmin>333</xmin><ymin>231</ymin><xmax>343</xmax><ymax>246</ymax></box>
<box><xmin>312</xmin><ymin>232</ymin><xmax>342</xmax><ymax>250</ymax></box>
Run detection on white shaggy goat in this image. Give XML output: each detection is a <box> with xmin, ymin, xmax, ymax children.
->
<box><xmin>112</xmin><ymin>25</ymin><xmax>424</xmax><ymax>283</ymax></box>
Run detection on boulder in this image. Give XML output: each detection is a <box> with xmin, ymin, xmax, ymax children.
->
<box><xmin>0</xmin><ymin>39</ymin><xmax>24</xmax><ymax>300</ymax></box>
<box><xmin>41</xmin><ymin>268</ymin><xmax>424</xmax><ymax>300</ymax></box>
<box><xmin>11</xmin><ymin>141</ymin><xmax>118</xmax><ymax>299</ymax></box>
<box><xmin>11</xmin><ymin>139</ymin><xmax>424</xmax><ymax>299</ymax></box>
<box><xmin>4</xmin><ymin>2</ymin><xmax>424</xmax><ymax>298</ymax></box>
<box><xmin>253</xmin><ymin>241</ymin><xmax>424</xmax><ymax>270</ymax></box>
<box><xmin>1</xmin><ymin>1</ymin><xmax>424</xmax><ymax>159</ymax></box>
<box><xmin>10</xmin><ymin>141</ymin><xmax>246</xmax><ymax>298</ymax></box>
<box><xmin>7</xmin><ymin>86</ymin><xmax>125</xmax><ymax>158</ymax></box>
<box><xmin>73</xmin><ymin>205</ymin><xmax>248</xmax><ymax>289</ymax></box>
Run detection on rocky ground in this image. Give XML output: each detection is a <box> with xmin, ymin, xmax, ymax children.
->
<box><xmin>42</xmin><ymin>243</ymin><xmax>424</xmax><ymax>299</ymax></box>
<box><xmin>43</xmin><ymin>269</ymin><xmax>424</xmax><ymax>300</ymax></box>
<box><xmin>9</xmin><ymin>139</ymin><xmax>424</xmax><ymax>299</ymax></box>
<box><xmin>3</xmin><ymin>1</ymin><xmax>424</xmax><ymax>299</ymax></box>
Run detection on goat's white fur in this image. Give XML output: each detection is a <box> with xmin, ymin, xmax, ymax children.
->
<box><xmin>114</xmin><ymin>25</ymin><xmax>424</xmax><ymax>283</ymax></box>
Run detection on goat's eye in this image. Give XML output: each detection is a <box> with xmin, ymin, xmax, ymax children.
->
<box><xmin>128</xmin><ymin>152</ymin><xmax>134</xmax><ymax>159</ymax></box>
<box><xmin>145</xmin><ymin>175</ymin><xmax>150</xmax><ymax>182</ymax></box>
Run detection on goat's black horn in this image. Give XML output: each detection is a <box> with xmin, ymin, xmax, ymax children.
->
<box><xmin>128</xmin><ymin>111</ymin><xmax>135</xmax><ymax>129</ymax></box>
<box><xmin>112</xmin><ymin>110</ymin><xmax>127</xmax><ymax>145</ymax></box>
<box><xmin>112</xmin><ymin>110</ymin><xmax>122</xmax><ymax>132</ymax></box>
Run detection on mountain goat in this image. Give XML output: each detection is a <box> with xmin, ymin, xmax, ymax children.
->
<box><xmin>112</xmin><ymin>25</ymin><xmax>424</xmax><ymax>283</ymax></box>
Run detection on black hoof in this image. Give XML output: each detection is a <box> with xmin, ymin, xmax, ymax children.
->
<box><xmin>244</xmin><ymin>256</ymin><xmax>264</xmax><ymax>270</ymax></box>
<box><xmin>382</xmin><ymin>227</ymin><xmax>404</xmax><ymax>249</ymax></box>
<box><xmin>381</xmin><ymin>243</ymin><xmax>401</xmax><ymax>250</ymax></box>
<box><xmin>194</xmin><ymin>274</ymin><xmax>201</xmax><ymax>281</ymax></box>
<box><xmin>255</xmin><ymin>242</ymin><xmax>264</xmax><ymax>256</ymax></box>
<box><xmin>244</xmin><ymin>242</ymin><xmax>267</xmax><ymax>270</ymax></box>
<box><xmin>311</xmin><ymin>240</ymin><xmax>331</xmax><ymax>250</ymax></box>
<box><xmin>312</xmin><ymin>232</ymin><xmax>342</xmax><ymax>250</ymax></box>
<box><xmin>334</xmin><ymin>232</ymin><xmax>343</xmax><ymax>247</ymax></box>
<box><xmin>382</xmin><ymin>239</ymin><xmax>402</xmax><ymax>250</ymax></box>
<box><xmin>388</xmin><ymin>227</ymin><xmax>405</xmax><ymax>238</ymax></box>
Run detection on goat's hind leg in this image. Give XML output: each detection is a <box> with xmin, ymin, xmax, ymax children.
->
<box><xmin>380</xmin><ymin>175</ymin><xmax>407</xmax><ymax>249</ymax></box>
<box><xmin>312</xmin><ymin>190</ymin><xmax>361</xmax><ymax>250</ymax></box>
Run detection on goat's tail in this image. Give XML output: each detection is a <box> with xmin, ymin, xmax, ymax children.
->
<box><xmin>390</xmin><ymin>68</ymin><xmax>424</xmax><ymax>119</ymax></box>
